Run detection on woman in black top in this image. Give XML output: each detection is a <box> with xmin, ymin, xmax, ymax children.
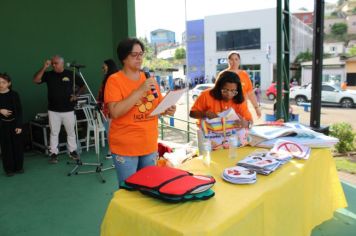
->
<box><xmin>0</xmin><ymin>73</ymin><xmax>24</xmax><ymax>176</ymax></box>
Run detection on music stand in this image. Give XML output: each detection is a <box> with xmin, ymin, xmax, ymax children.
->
<box><xmin>66</xmin><ymin>64</ymin><xmax>113</xmax><ymax>183</ymax></box>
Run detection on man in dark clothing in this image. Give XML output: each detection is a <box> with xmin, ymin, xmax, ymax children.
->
<box><xmin>33</xmin><ymin>55</ymin><xmax>85</xmax><ymax>163</ymax></box>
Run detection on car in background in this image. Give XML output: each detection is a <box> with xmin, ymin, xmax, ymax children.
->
<box><xmin>266</xmin><ymin>83</ymin><xmax>277</xmax><ymax>100</ymax></box>
<box><xmin>266</xmin><ymin>82</ymin><xmax>300</xmax><ymax>100</ymax></box>
<box><xmin>191</xmin><ymin>84</ymin><xmax>215</xmax><ymax>100</ymax></box>
<box><xmin>289</xmin><ymin>83</ymin><xmax>356</xmax><ymax>108</ymax></box>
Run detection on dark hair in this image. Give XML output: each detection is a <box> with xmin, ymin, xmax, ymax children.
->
<box><xmin>99</xmin><ymin>59</ymin><xmax>118</xmax><ymax>104</ymax></box>
<box><xmin>0</xmin><ymin>72</ymin><xmax>12</xmax><ymax>89</ymax></box>
<box><xmin>104</xmin><ymin>59</ymin><xmax>118</xmax><ymax>77</ymax></box>
<box><xmin>116</xmin><ymin>38</ymin><xmax>145</xmax><ymax>65</ymax></box>
<box><xmin>210</xmin><ymin>71</ymin><xmax>244</xmax><ymax>104</ymax></box>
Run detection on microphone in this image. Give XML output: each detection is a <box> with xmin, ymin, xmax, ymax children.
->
<box><xmin>66</xmin><ymin>61</ymin><xmax>86</xmax><ymax>69</ymax></box>
<box><xmin>142</xmin><ymin>67</ymin><xmax>158</xmax><ymax>98</ymax></box>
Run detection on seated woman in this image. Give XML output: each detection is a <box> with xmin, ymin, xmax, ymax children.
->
<box><xmin>189</xmin><ymin>70</ymin><xmax>252</xmax><ymax>128</ymax></box>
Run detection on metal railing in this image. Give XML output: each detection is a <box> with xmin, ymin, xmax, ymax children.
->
<box><xmin>159</xmin><ymin>116</ymin><xmax>197</xmax><ymax>143</ymax></box>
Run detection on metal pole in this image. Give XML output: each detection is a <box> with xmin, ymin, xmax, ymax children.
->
<box><xmin>184</xmin><ymin>0</ymin><xmax>191</xmax><ymax>142</ymax></box>
<box><xmin>283</xmin><ymin>0</ymin><xmax>290</xmax><ymax>121</ymax></box>
<box><xmin>310</xmin><ymin>0</ymin><xmax>324</xmax><ymax>129</ymax></box>
<box><xmin>276</xmin><ymin>0</ymin><xmax>283</xmax><ymax>120</ymax></box>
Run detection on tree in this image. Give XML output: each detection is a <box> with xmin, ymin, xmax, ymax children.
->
<box><xmin>174</xmin><ymin>48</ymin><xmax>186</xmax><ymax>60</ymax></box>
<box><xmin>331</xmin><ymin>22</ymin><xmax>347</xmax><ymax>36</ymax></box>
<box><xmin>138</xmin><ymin>37</ymin><xmax>174</xmax><ymax>71</ymax></box>
<box><xmin>294</xmin><ymin>49</ymin><xmax>313</xmax><ymax>64</ymax></box>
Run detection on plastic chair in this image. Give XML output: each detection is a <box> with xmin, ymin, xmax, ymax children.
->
<box><xmin>81</xmin><ymin>105</ymin><xmax>106</xmax><ymax>152</ymax></box>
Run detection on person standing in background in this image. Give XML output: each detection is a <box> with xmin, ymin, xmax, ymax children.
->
<box><xmin>219</xmin><ymin>51</ymin><xmax>262</xmax><ymax>119</ymax></box>
<box><xmin>97</xmin><ymin>59</ymin><xmax>118</xmax><ymax>159</ymax></box>
<box><xmin>254</xmin><ymin>84</ymin><xmax>261</xmax><ymax>106</ymax></box>
<box><xmin>33</xmin><ymin>55</ymin><xmax>85</xmax><ymax>164</ymax></box>
<box><xmin>0</xmin><ymin>73</ymin><xmax>24</xmax><ymax>176</ymax></box>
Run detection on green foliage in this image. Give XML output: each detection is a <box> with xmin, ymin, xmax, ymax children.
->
<box><xmin>329</xmin><ymin>123</ymin><xmax>356</xmax><ymax>153</ymax></box>
<box><xmin>294</xmin><ymin>49</ymin><xmax>313</xmax><ymax>64</ymax></box>
<box><xmin>349</xmin><ymin>45</ymin><xmax>356</xmax><ymax>56</ymax></box>
<box><xmin>138</xmin><ymin>37</ymin><xmax>174</xmax><ymax>71</ymax></box>
<box><xmin>330</xmin><ymin>11</ymin><xmax>338</xmax><ymax>17</ymax></box>
<box><xmin>334</xmin><ymin>158</ymin><xmax>356</xmax><ymax>174</ymax></box>
<box><xmin>331</xmin><ymin>22</ymin><xmax>347</xmax><ymax>36</ymax></box>
<box><xmin>174</xmin><ymin>48</ymin><xmax>186</xmax><ymax>60</ymax></box>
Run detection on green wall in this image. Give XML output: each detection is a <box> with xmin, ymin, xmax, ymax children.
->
<box><xmin>0</xmin><ymin>0</ymin><xmax>136</xmax><ymax>122</ymax></box>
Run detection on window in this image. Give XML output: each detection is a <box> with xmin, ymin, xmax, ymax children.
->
<box><xmin>216</xmin><ymin>28</ymin><xmax>261</xmax><ymax>51</ymax></box>
<box><xmin>322</xmin><ymin>85</ymin><xmax>335</xmax><ymax>92</ymax></box>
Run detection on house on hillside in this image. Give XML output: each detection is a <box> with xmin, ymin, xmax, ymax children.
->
<box><xmin>324</xmin><ymin>41</ymin><xmax>345</xmax><ymax>56</ymax></box>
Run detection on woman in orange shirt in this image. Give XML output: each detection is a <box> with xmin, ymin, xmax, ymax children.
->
<box><xmin>190</xmin><ymin>70</ymin><xmax>252</xmax><ymax>128</ymax></box>
<box><xmin>222</xmin><ymin>51</ymin><xmax>262</xmax><ymax>119</ymax></box>
<box><xmin>104</xmin><ymin>38</ymin><xmax>176</xmax><ymax>187</ymax></box>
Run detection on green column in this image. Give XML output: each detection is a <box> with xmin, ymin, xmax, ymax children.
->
<box><xmin>276</xmin><ymin>0</ymin><xmax>290</xmax><ymax>121</ymax></box>
<box><xmin>111</xmin><ymin>0</ymin><xmax>137</xmax><ymax>59</ymax></box>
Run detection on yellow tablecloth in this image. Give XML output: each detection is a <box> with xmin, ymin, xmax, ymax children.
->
<box><xmin>101</xmin><ymin>147</ymin><xmax>347</xmax><ymax>236</ymax></box>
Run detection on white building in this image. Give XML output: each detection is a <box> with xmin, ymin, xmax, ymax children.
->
<box><xmin>203</xmin><ymin>8</ymin><xmax>313</xmax><ymax>90</ymax></box>
<box><xmin>301</xmin><ymin>57</ymin><xmax>346</xmax><ymax>85</ymax></box>
<box><xmin>323</xmin><ymin>42</ymin><xmax>345</xmax><ymax>55</ymax></box>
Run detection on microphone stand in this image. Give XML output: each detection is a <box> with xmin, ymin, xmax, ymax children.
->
<box><xmin>67</xmin><ymin>65</ymin><xmax>113</xmax><ymax>183</ymax></box>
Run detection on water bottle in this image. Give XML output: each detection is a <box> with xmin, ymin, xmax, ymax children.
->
<box><xmin>202</xmin><ymin>139</ymin><xmax>212</xmax><ymax>166</ymax></box>
<box><xmin>228</xmin><ymin>132</ymin><xmax>238</xmax><ymax>159</ymax></box>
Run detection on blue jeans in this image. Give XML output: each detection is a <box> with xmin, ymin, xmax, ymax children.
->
<box><xmin>111</xmin><ymin>152</ymin><xmax>157</xmax><ymax>188</ymax></box>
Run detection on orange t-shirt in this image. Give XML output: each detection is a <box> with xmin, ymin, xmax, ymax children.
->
<box><xmin>190</xmin><ymin>89</ymin><xmax>252</xmax><ymax>121</ymax></box>
<box><xmin>237</xmin><ymin>70</ymin><xmax>253</xmax><ymax>96</ymax></box>
<box><xmin>104</xmin><ymin>71</ymin><xmax>162</xmax><ymax>156</ymax></box>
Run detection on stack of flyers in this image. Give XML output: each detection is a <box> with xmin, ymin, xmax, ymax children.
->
<box><xmin>270</xmin><ymin>139</ymin><xmax>311</xmax><ymax>160</ymax></box>
<box><xmin>237</xmin><ymin>154</ymin><xmax>281</xmax><ymax>175</ymax></box>
<box><xmin>222</xmin><ymin>166</ymin><xmax>257</xmax><ymax>184</ymax></box>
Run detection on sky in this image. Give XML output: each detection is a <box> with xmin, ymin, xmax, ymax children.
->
<box><xmin>135</xmin><ymin>0</ymin><xmax>338</xmax><ymax>42</ymax></box>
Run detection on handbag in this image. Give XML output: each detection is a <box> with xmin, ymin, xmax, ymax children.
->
<box><xmin>121</xmin><ymin>166</ymin><xmax>216</xmax><ymax>202</ymax></box>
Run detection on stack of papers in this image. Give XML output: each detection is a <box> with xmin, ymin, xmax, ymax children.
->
<box><xmin>249</xmin><ymin>123</ymin><xmax>339</xmax><ymax>148</ymax></box>
<box><xmin>222</xmin><ymin>166</ymin><xmax>257</xmax><ymax>184</ymax></box>
<box><xmin>237</xmin><ymin>153</ymin><xmax>281</xmax><ymax>175</ymax></box>
<box><xmin>270</xmin><ymin>139</ymin><xmax>311</xmax><ymax>160</ymax></box>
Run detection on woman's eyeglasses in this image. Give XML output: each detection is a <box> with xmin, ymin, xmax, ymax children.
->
<box><xmin>221</xmin><ymin>89</ymin><xmax>238</xmax><ymax>96</ymax></box>
<box><xmin>129</xmin><ymin>51</ymin><xmax>145</xmax><ymax>58</ymax></box>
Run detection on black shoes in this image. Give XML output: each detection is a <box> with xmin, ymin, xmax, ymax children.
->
<box><xmin>48</xmin><ymin>151</ymin><xmax>79</xmax><ymax>163</ymax></box>
<box><xmin>69</xmin><ymin>151</ymin><xmax>79</xmax><ymax>160</ymax></box>
<box><xmin>49</xmin><ymin>153</ymin><xmax>58</xmax><ymax>164</ymax></box>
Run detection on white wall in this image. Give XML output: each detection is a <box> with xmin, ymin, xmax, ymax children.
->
<box><xmin>301</xmin><ymin>67</ymin><xmax>346</xmax><ymax>85</ymax></box>
<box><xmin>204</xmin><ymin>8</ymin><xmax>276</xmax><ymax>90</ymax></box>
<box><xmin>323</xmin><ymin>42</ymin><xmax>345</xmax><ymax>55</ymax></box>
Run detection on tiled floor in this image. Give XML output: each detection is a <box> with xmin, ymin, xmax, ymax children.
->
<box><xmin>338</xmin><ymin>171</ymin><xmax>356</xmax><ymax>186</ymax></box>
